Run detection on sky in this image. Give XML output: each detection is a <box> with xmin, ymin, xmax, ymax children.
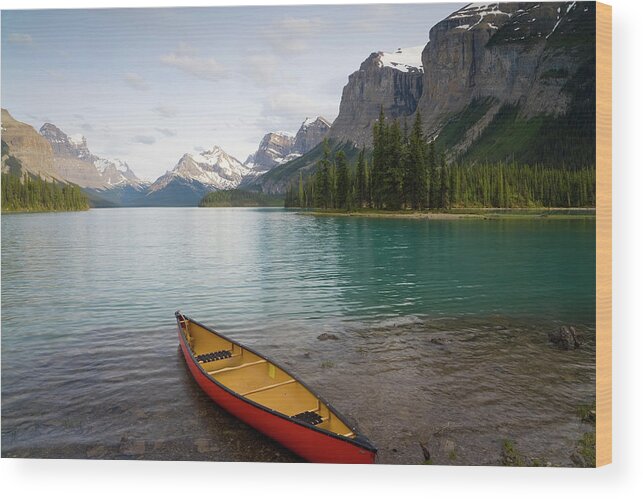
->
<box><xmin>1</xmin><ymin>3</ymin><xmax>465</xmax><ymax>181</ymax></box>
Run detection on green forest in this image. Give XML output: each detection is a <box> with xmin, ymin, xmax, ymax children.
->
<box><xmin>1</xmin><ymin>172</ymin><xmax>89</xmax><ymax>212</ymax></box>
<box><xmin>199</xmin><ymin>189</ymin><xmax>283</xmax><ymax>207</ymax></box>
<box><xmin>284</xmin><ymin>111</ymin><xmax>595</xmax><ymax>210</ymax></box>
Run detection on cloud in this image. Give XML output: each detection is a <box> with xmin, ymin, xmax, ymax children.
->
<box><xmin>155</xmin><ymin>127</ymin><xmax>176</xmax><ymax>137</ymax></box>
<box><xmin>262</xmin><ymin>17</ymin><xmax>325</xmax><ymax>55</ymax></box>
<box><xmin>8</xmin><ymin>33</ymin><xmax>33</xmax><ymax>45</ymax></box>
<box><xmin>124</xmin><ymin>72</ymin><xmax>150</xmax><ymax>91</ymax></box>
<box><xmin>160</xmin><ymin>42</ymin><xmax>225</xmax><ymax>81</ymax></box>
<box><xmin>245</xmin><ymin>54</ymin><xmax>279</xmax><ymax>84</ymax></box>
<box><xmin>133</xmin><ymin>135</ymin><xmax>156</xmax><ymax>145</ymax></box>
<box><xmin>81</xmin><ymin>123</ymin><xmax>93</xmax><ymax>132</ymax></box>
<box><xmin>261</xmin><ymin>91</ymin><xmax>320</xmax><ymax>120</ymax></box>
<box><xmin>153</xmin><ymin>105</ymin><xmax>178</xmax><ymax>118</ymax></box>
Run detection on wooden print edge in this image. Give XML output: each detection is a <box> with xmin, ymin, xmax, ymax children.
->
<box><xmin>596</xmin><ymin>1</ymin><xmax>612</xmax><ymax>467</ymax></box>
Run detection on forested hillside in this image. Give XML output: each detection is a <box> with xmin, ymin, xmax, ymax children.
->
<box><xmin>2</xmin><ymin>142</ymin><xmax>89</xmax><ymax>212</ymax></box>
<box><xmin>285</xmin><ymin>114</ymin><xmax>595</xmax><ymax>210</ymax></box>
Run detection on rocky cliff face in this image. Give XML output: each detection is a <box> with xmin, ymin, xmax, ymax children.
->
<box><xmin>292</xmin><ymin>117</ymin><xmax>331</xmax><ymax>154</ymax></box>
<box><xmin>327</xmin><ymin>1</ymin><xmax>595</xmax><ymax>155</ymax></box>
<box><xmin>246</xmin><ymin>116</ymin><xmax>331</xmax><ymax>172</ymax></box>
<box><xmin>40</xmin><ymin>123</ymin><xmax>97</xmax><ymax>162</ymax></box>
<box><xmin>327</xmin><ymin>47</ymin><xmax>424</xmax><ymax>146</ymax></box>
<box><xmin>418</xmin><ymin>2</ymin><xmax>594</xmax><ymax>135</ymax></box>
<box><xmin>39</xmin><ymin>123</ymin><xmax>146</xmax><ymax>189</ymax></box>
<box><xmin>245</xmin><ymin>132</ymin><xmax>296</xmax><ymax>172</ymax></box>
<box><xmin>1</xmin><ymin>109</ymin><xmax>61</xmax><ymax>181</ymax></box>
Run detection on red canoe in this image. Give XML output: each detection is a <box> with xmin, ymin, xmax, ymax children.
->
<box><xmin>176</xmin><ymin>311</ymin><xmax>377</xmax><ymax>464</ymax></box>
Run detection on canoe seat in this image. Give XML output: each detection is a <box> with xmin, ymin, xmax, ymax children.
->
<box><xmin>292</xmin><ymin>411</ymin><xmax>324</xmax><ymax>426</ymax></box>
<box><xmin>196</xmin><ymin>350</ymin><xmax>232</xmax><ymax>363</ymax></box>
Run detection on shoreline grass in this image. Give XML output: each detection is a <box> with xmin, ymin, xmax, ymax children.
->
<box><xmin>297</xmin><ymin>207</ymin><xmax>596</xmax><ymax>221</ymax></box>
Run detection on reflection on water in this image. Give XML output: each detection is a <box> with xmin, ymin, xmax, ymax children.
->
<box><xmin>1</xmin><ymin>208</ymin><xmax>595</xmax><ymax>464</ymax></box>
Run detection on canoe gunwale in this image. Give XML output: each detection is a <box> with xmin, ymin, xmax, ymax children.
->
<box><xmin>175</xmin><ymin>311</ymin><xmax>378</xmax><ymax>455</ymax></box>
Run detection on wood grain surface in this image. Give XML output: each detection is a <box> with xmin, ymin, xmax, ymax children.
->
<box><xmin>596</xmin><ymin>1</ymin><xmax>612</xmax><ymax>468</ymax></box>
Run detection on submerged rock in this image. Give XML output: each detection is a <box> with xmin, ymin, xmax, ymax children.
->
<box><xmin>317</xmin><ymin>333</ymin><xmax>339</xmax><ymax>341</ymax></box>
<box><xmin>86</xmin><ymin>445</ymin><xmax>108</xmax><ymax>459</ymax></box>
<box><xmin>548</xmin><ymin>326</ymin><xmax>583</xmax><ymax>350</ymax></box>
<box><xmin>119</xmin><ymin>436</ymin><xmax>146</xmax><ymax>456</ymax></box>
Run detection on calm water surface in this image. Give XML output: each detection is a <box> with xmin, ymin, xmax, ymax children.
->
<box><xmin>1</xmin><ymin>208</ymin><xmax>596</xmax><ymax>464</ymax></box>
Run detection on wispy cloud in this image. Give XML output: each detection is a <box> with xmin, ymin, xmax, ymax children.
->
<box><xmin>160</xmin><ymin>42</ymin><xmax>225</xmax><ymax>81</ymax></box>
<box><xmin>262</xmin><ymin>17</ymin><xmax>325</xmax><ymax>55</ymax></box>
<box><xmin>8</xmin><ymin>33</ymin><xmax>33</xmax><ymax>45</ymax></box>
<box><xmin>123</xmin><ymin>72</ymin><xmax>150</xmax><ymax>91</ymax></box>
<box><xmin>153</xmin><ymin>105</ymin><xmax>178</xmax><ymax>118</ymax></box>
<box><xmin>155</xmin><ymin>127</ymin><xmax>176</xmax><ymax>137</ymax></box>
<box><xmin>133</xmin><ymin>135</ymin><xmax>156</xmax><ymax>145</ymax></box>
<box><xmin>245</xmin><ymin>54</ymin><xmax>279</xmax><ymax>85</ymax></box>
<box><xmin>260</xmin><ymin>91</ymin><xmax>320</xmax><ymax>121</ymax></box>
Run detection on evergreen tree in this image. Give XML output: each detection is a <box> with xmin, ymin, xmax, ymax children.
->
<box><xmin>405</xmin><ymin>112</ymin><xmax>428</xmax><ymax>210</ymax></box>
<box><xmin>382</xmin><ymin>119</ymin><xmax>403</xmax><ymax>210</ymax></box>
<box><xmin>298</xmin><ymin>171</ymin><xmax>304</xmax><ymax>207</ymax></box>
<box><xmin>1</xmin><ymin>171</ymin><xmax>89</xmax><ymax>212</ymax></box>
<box><xmin>335</xmin><ymin>151</ymin><xmax>349</xmax><ymax>210</ymax></box>
<box><xmin>356</xmin><ymin>148</ymin><xmax>367</xmax><ymax>208</ymax></box>
<box><xmin>371</xmin><ymin>107</ymin><xmax>386</xmax><ymax>209</ymax></box>
<box><xmin>439</xmin><ymin>152</ymin><xmax>449</xmax><ymax>209</ymax></box>
<box><xmin>427</xmin><ymin>140</ymin><xmax>437</xmax><ymax>209</ymax></box>
<box><xmin>314</xmin><ymin>140</ymin><xmax>332</xmax><ymax>209</ymax></box>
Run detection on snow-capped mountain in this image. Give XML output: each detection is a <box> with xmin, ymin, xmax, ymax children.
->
<box><xmin>292</xmin><ymin>116</ymin><xmax>331</xmax><ymax>155</ymax></box>
<box><xmin>149</xmin><ymin>146</ymin><xmax>251</xmax><ymax>192</ymax></box>
<box><xmin>94</xmin><ymin>158</ymin><xmax>147</xmax><ymax>188</ymax></box>
<box><xmin>40</xmin><ymin>123</ymin><xmax>97</xmax><ymax>163</ymax></box>
<box><xmin>39</xmin><ymin>123</ymin><xmax>146</xmax><ymax>190</ymax></box>
<box><xmin>245</xmin><ymin>117</ymin><xmax>330</xmax><ymax>172</ymax></box>
<box><xmin>144</xmin><ymin>146</ymin><xmax>253</xmax><ymax>206</ymax></box>
<box><xmin>245</xmin><ymin>132</ymin><xmax>295</xmax><ymax>172</ymax></box>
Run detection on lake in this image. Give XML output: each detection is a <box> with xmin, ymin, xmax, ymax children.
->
<box><xmin>1</xmin><ymin>208</ymin><xmax>596</xmax><ymax>464</ymax></box>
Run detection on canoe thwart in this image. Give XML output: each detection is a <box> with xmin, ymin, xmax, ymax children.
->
<box><xmin>196</xmin><ymin>349</ymin><xmax>232</xmax><ymax>363</ymax></box>
<box><xmin>241</xmin><ymin>379</ymin><xmax>296</xmax><ymax>397</ymax></box>
<box><xmin>207</xmin><ymin>359</ymin><xmax>266</xmax><ymax>375</ymax></box>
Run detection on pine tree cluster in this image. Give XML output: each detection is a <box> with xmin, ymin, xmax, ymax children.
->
<box><xmin>1</xmin><ymin>172</ymin><xmax>89</xmax><ymax>212</ymax></box>
<box><xmin>285</xmin><ymin>111</ymin><xmax>595</xmax><ymax>210</ymax></box>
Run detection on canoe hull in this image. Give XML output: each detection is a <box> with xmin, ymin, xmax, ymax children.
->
<box><xmin>178</xmin><ymin>325</ymin><xmax>377</xmax><ymax>464</ymax></box>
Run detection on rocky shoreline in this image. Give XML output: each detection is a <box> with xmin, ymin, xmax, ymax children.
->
<box><xmin>299</xmin><ymin>208</ymin><xmax>596</xmax><ymax>221</ymax></box>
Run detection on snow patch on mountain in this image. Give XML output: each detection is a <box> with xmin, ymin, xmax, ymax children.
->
<box><xmin>148</xmin><ymin>145</ymin><xmax>252</xmax><ymax>193</ymax></box>
<box><xmin>377</xmin><ymin>46</ymin><xmax>424</xmax><ymax>73</ymax></box>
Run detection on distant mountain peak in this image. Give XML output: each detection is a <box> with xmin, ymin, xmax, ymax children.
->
<box><xmin>244</xmin><ymin>116</ymin><xmax>330</xmax><ymax>172</ymax></box>
<box><xmin>39</xmin><ymin>121</ymin><xmax>145</xmax><ymax>190</ymax></box>
<box><xmin>40</xmin><ymin>122</ymin><xmax>95</xmax><ymax>162</ymax></box>
<box><xmin>148</xmin><ymin>144</ymin><xmax>251</xmax><ymax>195</ymax></box>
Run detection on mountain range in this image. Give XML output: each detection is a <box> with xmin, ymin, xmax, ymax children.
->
<box><xmin>1</xmin><ymin>111</ymin><xmax>331</xmax><ymax>206</ymax></box>
<box><xmin>254</xmin><ymin>1</ymin><xmax>597</xmax><ymax>193</ymax></box>
<box><xmin>2</xmin><ymin>2</ymin><xmax>596</xmax><ymax>204</ymax></box>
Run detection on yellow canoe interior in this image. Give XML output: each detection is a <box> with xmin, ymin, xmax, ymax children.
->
<box><xmin>181</xmin><ymin>318</ymin><xmax>356</xmax><ymax>439</ymax></box>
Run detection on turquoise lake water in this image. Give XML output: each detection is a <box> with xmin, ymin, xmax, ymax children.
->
<box><xmin>1</xmin><ymin>208</ymin><xmax>596</xmax><ymax>464</ymax></box>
